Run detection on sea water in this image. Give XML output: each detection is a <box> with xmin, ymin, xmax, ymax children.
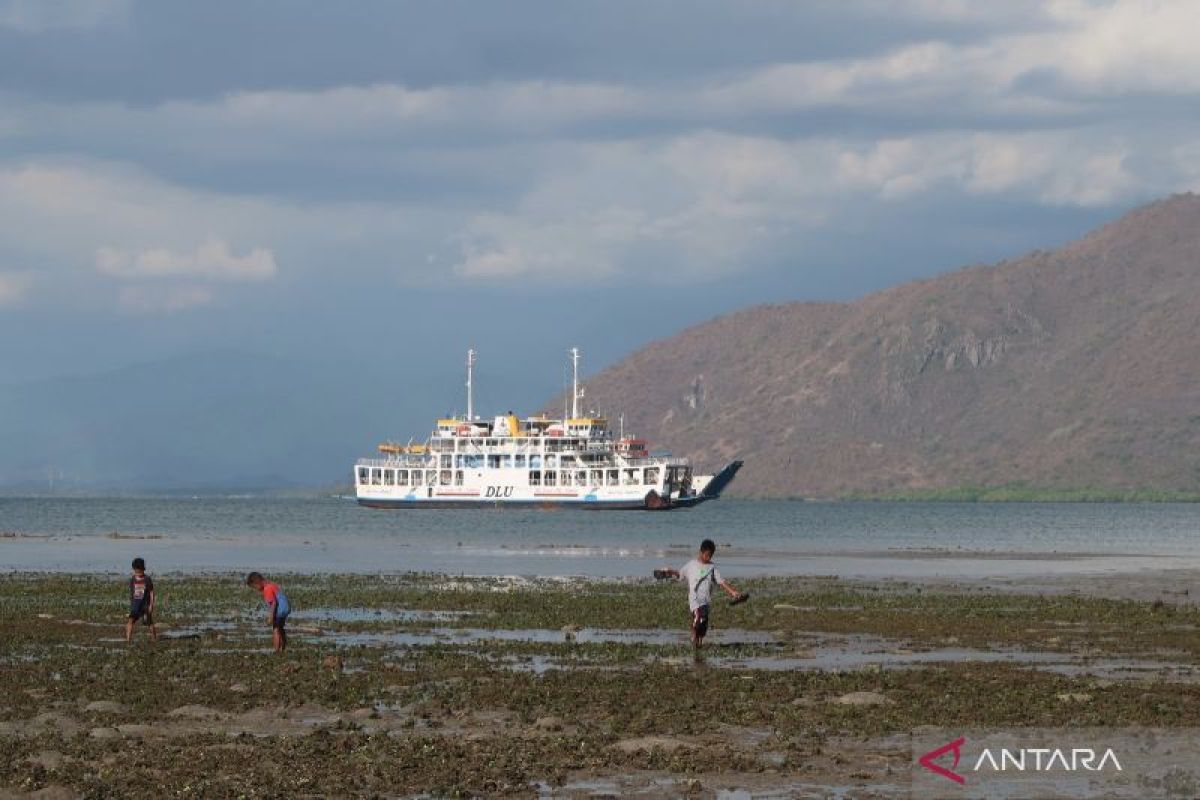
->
<box><xmin>2</xmin><ymin>496</ymin><xmax>1199</xmax><ymax>577</ymax></box>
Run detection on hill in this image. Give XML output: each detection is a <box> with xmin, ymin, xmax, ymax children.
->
<box><xmin>564</xmin><ymin>194</ymin><xmax>1200</xmax><ymax>498</ymax></box>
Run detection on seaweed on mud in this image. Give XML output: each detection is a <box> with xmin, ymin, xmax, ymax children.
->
<box><xmin>3</xmin><ymin>573</ymin><xmax>1200</xmax><ymax>796</ymax></box>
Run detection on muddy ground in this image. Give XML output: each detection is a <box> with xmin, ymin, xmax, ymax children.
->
<box><xmin>1</xmin><ymin>572</ymin><xmax>1198</xmax><ymax>798</ymax></box>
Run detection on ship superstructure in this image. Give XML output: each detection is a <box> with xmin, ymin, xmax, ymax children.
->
<box><xmin>354</xmin><ymin>348</ymin><xmax>741</xmax><ymax>510</ymax></box>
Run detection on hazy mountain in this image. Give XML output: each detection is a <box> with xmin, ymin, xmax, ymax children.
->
<box><xmin>0</xmin><ymin>350</ymin><xmax>545</xmax><ymax>491</ymax></box>
<box><xmin>564</xmin><ymin>194</ymin><xmax>1200</xmax><ymax>498</ymax></box>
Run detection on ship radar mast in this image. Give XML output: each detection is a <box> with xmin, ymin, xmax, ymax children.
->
<box><xmin>570</xmin><ymin>346</ymin><xmax>585</xmax><ymax>419</ymax></box>
<box><xmin>466</xmin><ymin>348</ymin><xmax>476</xmax><ymax>421</ymax></box>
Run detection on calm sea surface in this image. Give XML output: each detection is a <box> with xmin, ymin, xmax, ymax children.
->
<box><xmin>2</xmin><ymin>497</ymin><xmax>1200</xmax><ymax>578</ymax></box>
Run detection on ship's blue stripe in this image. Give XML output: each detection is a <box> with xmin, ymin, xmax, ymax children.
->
<box><xmin>356</xmin><ymin>496</ymin><xmax>658</xmax><ymax>510</ymax></box>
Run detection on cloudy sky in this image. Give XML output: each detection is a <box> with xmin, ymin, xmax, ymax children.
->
<box><xmin>2</xmin><ymin>0</ymin><xmax>1198</xmax><ymax>397</ymax></box>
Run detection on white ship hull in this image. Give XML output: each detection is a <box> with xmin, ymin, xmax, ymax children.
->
<box><xmin>356</xmin><ymin>465</ymin><xmax>741</xmax><ymax>509</ymax></box>
<box><xmin>355</xmin><ymin>460</ymin><xmax>743</xmax><ymax>510</ymax></box>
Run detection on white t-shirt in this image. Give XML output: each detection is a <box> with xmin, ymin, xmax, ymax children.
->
<box><xmin>680</xmin><ymin>558</ymin><xmax>722</xmax><ymax>611</ymax></box>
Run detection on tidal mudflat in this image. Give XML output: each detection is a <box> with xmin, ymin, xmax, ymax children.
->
<box><xmin>2</xmin><ymin>572</ymin><xmax>1199</xmax><ymax>797</ymax></box>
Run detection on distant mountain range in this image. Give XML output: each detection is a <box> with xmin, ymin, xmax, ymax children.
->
<box><xmin>564</xmin><ymin>194</ymin><xmax>1200</xmax><ymax>498</ymax></box>
<box><xmin>8</xmin><ymin>195</ymin><xmax>1198</xmax><ymax>497</ymax></box>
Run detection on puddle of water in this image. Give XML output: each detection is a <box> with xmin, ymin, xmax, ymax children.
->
<box><xmin>712</xmin><ymin>636</ymin><xmax>1200</xmax><ymax>682</ymax></box>
<box><xmin>161</xmin><ymin>620</ymin><xmax>242</xmax><ymax>639</ymax></box>
<box><xmin>92</xmin><ymin>615</ymin><xmax>1200</xmax><ymax>685</ymax></box>
<box><xmin>500</xmin><ymin>654</ymin><xmax>563</xmax><ymax>674</ymax></box>
<box><xmin>331</xmin><ymin>627</ymin><xmax>778</xmax><ymax>647</ymax></box>
<box><xmin>291</xmin><ymin>607</ymin><xmax>479</xmax><ymax>623</ymax></box>
<box><xmin>716</xmin><ymin>783</ymin><xmax>905</xmax><ymax>799</ymax></box>
<box><xmin>535</xmin><ymin>777</ymin><xmax>905</xmax><ymax>799</ymax></box>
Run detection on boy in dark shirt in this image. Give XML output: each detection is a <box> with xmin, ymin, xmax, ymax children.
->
<box><xmin>246</xmin><ymin>572</ymin><xmax>291</xmax><ymax>653</ymax></box>
<box><xmin>125</xmin><ymin>557</ymin><xmax>158</xmax><ymax>643</ymax></box>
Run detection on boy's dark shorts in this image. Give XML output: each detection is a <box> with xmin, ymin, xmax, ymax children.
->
<box><xmin>129</xmin><ymin>602</ymin><xmax>153</xmax><ymax>625</ymax></box>
<box><xmin>272</xmin><ymin>612</ymin><xmax>289</xmax><ymax>630</ymax></box>
<box><xmin>691</xmin><ymin>605</ymin><xmax>710</xmax><ymax>637</ymax></box>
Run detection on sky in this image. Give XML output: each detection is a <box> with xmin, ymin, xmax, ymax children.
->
<box><xmin>2</xmin><ymin>0</ymin><xmax>1199</xmax><ymax>402</ymax></box>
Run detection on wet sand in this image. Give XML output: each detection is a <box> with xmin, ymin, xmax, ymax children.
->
<box><xmin>2</xmin><ymin>571</ymin><xmax>1199</xmax><ymax>797</ymax></box>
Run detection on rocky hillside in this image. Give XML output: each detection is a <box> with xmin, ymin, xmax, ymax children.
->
<box><xmin>565</xmin><ymin>194</ymin><xmax>1200</xmax><ymax>497</ymax></box>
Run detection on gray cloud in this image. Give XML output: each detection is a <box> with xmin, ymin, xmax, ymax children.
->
<box><xmin>0</xmin><ymin>0</ymin><xmax>130</xmax><ymax>33</ymax></box>
<box><xmin>0</xmin><ymin>0</ymin><xmax>1197</xmax><ymax>377</ymax></box>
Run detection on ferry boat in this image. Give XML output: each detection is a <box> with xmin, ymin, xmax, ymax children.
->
<box><xmin>354</xmin><ymin>348</ymin><xmax>742</xmax><ymax>510</ymax></box>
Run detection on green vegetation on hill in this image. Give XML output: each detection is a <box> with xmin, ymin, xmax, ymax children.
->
<box><xmin>843</xmin><ymin>483</ymin><xmax>1200</xmax><ymax>503</ymax></box>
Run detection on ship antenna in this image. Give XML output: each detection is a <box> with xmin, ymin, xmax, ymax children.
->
<box><xmin>466</xmin><ymin>348</ymin><xmax>476</xmax><ymax>421</ymax></box>
<box><xmin>570</xmin><ymin>346</ymin><xmax>581</xmax><ymax>419</ymax></box>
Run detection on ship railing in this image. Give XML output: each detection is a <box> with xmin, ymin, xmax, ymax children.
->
<box><xmin>356</xmin><ymin>456</ymin><xmax>429</xmax><ymax>468</ymax></box>
<box><xmin>617</xmin><ymin>456</ymin><xmax>690</xmax><ymax>467</ymax></box>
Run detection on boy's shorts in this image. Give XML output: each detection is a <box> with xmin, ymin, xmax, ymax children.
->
<box><xmin>691</xmin><ymin>605</ymin><xmax>710</xmax><ymax>637</ymax></box>
<box><xmin>272</xmin><ymin>612</ymin><xmax>289</xmax><ymax>630</ymax></box>
<box><xmin>129</xmin><ymin>602</ymin><xmax>153</xmax><ymax>626</ymax></box>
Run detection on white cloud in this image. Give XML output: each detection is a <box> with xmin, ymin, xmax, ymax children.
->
<box><xmin>2</xmin><ymin>0</ymin><xmax>1199</xmax><ymax>295</ymax></box>
<box><xmin>96</xmin><ymin>239</ymin><xmax>277</xmax><ymax>282</ymax></box>
<box><xmin>141</xmin><ymin>1</ymin><xmax>1200</xmax><ymax>142</ymax></box>
<box><xmin>450</xmin><ymin>130</ymin><xmax>1149</xmax><ymax>284</ymax></box>
<box><xmin>0</xmin><ymin>159</ymin><xmax>451</xmax><ymax>304</ymax></box>
<box><xmin>0</xmin><ymin>271</ymin><xmax>32</xmax><ymax>306</ymax></box>
<box><xmin>699</xmin><ymin>0</ymin><xmax>1200</xmax><ymax>122</ymax></box>
<box><xmin>1038</xmin><ymin>0</ymin><xmax>1200</xmax><ymax>94</ymax></box>
<box><xmin>452</xmin><ymin>134</ymin><xmax>833</xmax><ymax>282</ymax></box>
<box><xmin>117</xmin><ymin>285</ymin><xmax>214</xmax><ymax>315</ymax></box>
<box><xmin>836</xmin><ymin>133</ymin><xmax>1140</xmax><ymax>207</ymax></box>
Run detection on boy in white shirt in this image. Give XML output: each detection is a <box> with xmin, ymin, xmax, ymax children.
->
<box><xmin>657</xmin><ymin>539</ymin><xmax>745</xmax><ymax>649</ymax></box>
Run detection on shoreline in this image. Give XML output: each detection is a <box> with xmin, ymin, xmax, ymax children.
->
<box><xmin>6</xmin><ymin>536</ymin><xmax>1200</xmax><ymax>581</ymax></box>
<box><xmin>6</xmin><ymin>488</ymin><xmax>1200</xmax><ymax>503</ymax></box>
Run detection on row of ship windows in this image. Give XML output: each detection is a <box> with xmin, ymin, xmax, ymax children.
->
<box><xmin>437</xmin><ymin>453</ymin><xmax>593</xmax><ymax>469</ymax></box>
<box><xmin>428</xmin><ymin>438</ymin><xmax>601</xmax><ymax>453</ymax></box>
<box><xmin>358</xmin><ymin>467</ymin><xmax>661</xmax><ymax>487</ymax></box>
<box><xmin>436</xmin><ymin>438</ymin><xmax>595</xmax><ymax>450</ymax></box>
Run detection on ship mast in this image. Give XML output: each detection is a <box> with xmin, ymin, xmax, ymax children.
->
<box><xmin>466</xmin><ymin>348</ymin><xmax>476</xmax><ymax>421</ymax></box>
<box><xmin>570</xmin><ymin>346</ymin><xmax>583</xmax><ymax>419</ymax></box>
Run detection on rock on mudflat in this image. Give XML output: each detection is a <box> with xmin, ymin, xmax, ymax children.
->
<box><xmin>25</xmin><ymin>750</ymin><xmax>66</xmax><ymax>770</ymax></box>
<box><xmin>26</xmin><ymin>713</ymin><xmax>82</xmax><ymax>736</ymax></box>
<box><xmin>832</xmin><ymin>691</ymin><xmax>892</xmax><ymax>706</ymax></box>
<box><xmin>1056</xmin><ymin>692</ymin><xmax>1092</xmax><ymax>703</ymax></box>
<box><xmin>83</xmin><ymin>700</ymin><xmax>127</xmax><ymax>714</ymax></box>
<box><xmin>166</xmin><ymin>705</ymin><xmax>229</xmax><ymax>720</ymax></box>
<box><xmin>88</xmin><ymin>726</ymin><xmax>122</xmax><ymax>740</ymax></box>
<box><xmin>612</xmin><ymin>735</ymin><xmax>695</xmax><ymax>753</ymax></box>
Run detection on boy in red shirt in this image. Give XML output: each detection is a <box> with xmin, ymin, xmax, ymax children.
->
<box><xmin>246</xmin><ymin>572</ymin><xmax>291</xmax><ymax>653</ymax></box>
<box><xmin>125</xmin><ymin>557</ymin><xmax>158</xmax><ymax>643</ymax></box>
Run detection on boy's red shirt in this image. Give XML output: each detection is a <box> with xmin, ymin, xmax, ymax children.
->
<box><xmin>261</xmin><ymin>581</ymin><xmax>281</xmax><ymax>606</ymax></box>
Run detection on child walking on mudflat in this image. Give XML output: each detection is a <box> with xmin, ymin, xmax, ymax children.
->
<box><xmin>657</xmin><ymin>539</ymin><xmax>745</xmax><ymax>650</ymax></box>
<box><xmin>125</xmin><ymin>557</ymin><xmax>158</xmax><ymax>643</ymax></box>
<box><xmin>246</xmin><ymin>572</ymin><xmax>291</xmax><ymax>653</ymax></box>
